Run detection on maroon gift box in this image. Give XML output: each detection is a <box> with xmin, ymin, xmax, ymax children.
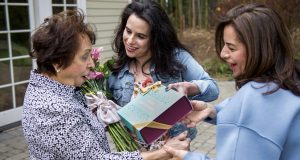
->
<box><xmin>117</xmin><ymin>85</ymin><xmax>193</xmax><ymax>144</ymax></box>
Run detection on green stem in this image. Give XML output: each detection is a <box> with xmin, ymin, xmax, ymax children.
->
<box><xmin>113</xmin><ymin>126</ymin><xmax>129</xmax><ymax>149</ymax></box>
<box><xmin>108</xmin><ymin>122</ymin><xmax>140</xmax><ymax>151</ymax></box>
<box><xmin>108</xmin><ymin>125</ymin><xmax>125</xmax><ymax>151</ymax></box>
<box><xmin>113</xmin><ymin>123</ymin><xmax>139</xmax><ymax>151</ymax></box>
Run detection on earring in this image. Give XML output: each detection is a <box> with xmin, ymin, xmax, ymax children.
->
<box><xmin>55</xmin><ymin>68</ymin><xmax>61</xmax><ymax>73</ymax></box>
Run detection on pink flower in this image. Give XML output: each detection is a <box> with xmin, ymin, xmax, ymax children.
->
<box><xmin>87</xmin><ymin>71</ymin><xmax>104</xmax><ymax>80</ymax></box>
<box><xmin>91</xmin><ymin>47</ymin><xmax>103</xmax><ymax>61</ymax></box>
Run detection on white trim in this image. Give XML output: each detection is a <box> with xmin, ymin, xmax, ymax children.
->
<box><xmin>0</xmin><ymin>0</ymin><xmax>35</xmax><ymax>127</ymax></box>
<box><xmin>4</xmin><ymin>3</ymin><xmax>28</xmax><ymax>6</ymax></box>
<box><xmin>32</xmin><ymin>58</ymin><xmax>37</xmax><ymax>70</ymax></box>
<box><xmin>64</xmin><ymin>0</ymin><xmax>66</xmax><ymax>11</ymax></box>
<box><xmin>0</xmin><ymin>80</ymin><xmax>29</xmax><ymax>89</ymax></box>
<box><xmin>0</xmin><ymin>55</ymin><xmax>30</xmax><ymax>62</ymax></box>
<box><xmin>52</xmin><ymin>4</ymin><xmax>77</xmax><ymax>7</ymax></box>
<box><xmin>31</xmin><ymin>0</ymin><xmax>52</xmax><ymax>71</ymax></box>
<box><xmin>0</xmin><ymin>29</ymin><xmax>31</xmax><ymax>34</ymax></box>
<box><xmin>77</xmin><ymin>0</ymin><xmax>87</xmax><ymax>18</ymax></box>
<box><xmin>29</xmin><ymin>0</ymin><xmax>35</xmax><ymax>32</ymax></box>
<box><xmin>5</xmin><ymin>1</ymin><xmax>16</xmax><ymax>108</ymax></box>
<box><xmin>33</xmin><ymin>0</ymin><xmax>52</xmax><ymax>28</ymax></box>
<box><xmin>0</xmin><ymin>107</ymin><xmax>23</xmax><ymax>127</ymax></box>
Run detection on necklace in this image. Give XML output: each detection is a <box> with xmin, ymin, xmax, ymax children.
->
<box><xmin>131</xmin><ymin>61</ymin><xmax>151</xmax><ymax>83</ymax></box>
<box><xmin>131</xmin><ymin>61</ymin><xmax>150</xmax><ymax>76</ymax></box>
<box><xmin>130</xmin><ymin>60</ymin><xmax>154</xmax><ymax>99</ymax></box>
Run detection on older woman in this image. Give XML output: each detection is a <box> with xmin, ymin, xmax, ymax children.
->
<box><xmin>22</xmin><ymin>10</ymin><xmax>189</xmax><ymax>160</ymax></box>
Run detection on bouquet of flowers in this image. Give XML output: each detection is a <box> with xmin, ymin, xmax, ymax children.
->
<box><xmin>81</xmin><ymin>47</ymin><xmax>139</xmax><ymax>151</ymax></box>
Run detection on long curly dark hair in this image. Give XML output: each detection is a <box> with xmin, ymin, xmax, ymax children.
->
<box><xmin>110</xmin><ymin>0</ymin><xmax>191</xmax><ymax>78</ymax></box>
<box><xmin>215</xmin><ymin>3</ymin><xmax>300</xmax><ymax>95</ymax></box>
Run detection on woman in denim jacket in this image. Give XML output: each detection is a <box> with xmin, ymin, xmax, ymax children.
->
<box><xmin>107</xmin><ymin>0</ymin><xmax>219</xmax><ymax>150</ymax></box>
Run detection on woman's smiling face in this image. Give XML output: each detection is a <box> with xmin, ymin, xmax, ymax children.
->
<box><xmin>123</xmin><ymin>14</ymin><xmax>151</xmax><ymax>62</ymax></box>
<box><xmin>220</xmin><ymin>25</ymin><xmax>247</xmax><ymax>78</ymax></box>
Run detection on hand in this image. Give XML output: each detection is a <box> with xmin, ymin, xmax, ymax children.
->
<box><xmin>182</xmin><ymin>100</ymin><xmax>216</xmax><ymax>128</ymax></box>
<box><xmin>167</xmin><ymin>82</ymin><xmax>200</xmax><ymax>96</ymax></box>
<box><xmin>140</xmin><ymin>132</ymin><xmax>190</xmax><ymax>160</ymax></box>
<box><xmin>163</xmin><ymin>145</ymin><xmax>188</xmax><ymax>160</ymax></box>
<box><xmin>164</xmin><ymin>131</ymin><xmax>190</xmax><ymax>150</ymax></box>
<box><xmin>163</xmin><ymin>131</ymin><xmax>190</xmax><ymax>160</ymax></box>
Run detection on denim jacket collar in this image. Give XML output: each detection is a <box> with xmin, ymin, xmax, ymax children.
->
<box><xmin>117</xmin><ymin>63</ymin><xmax>130</xmax><ymax>79</ymax></box>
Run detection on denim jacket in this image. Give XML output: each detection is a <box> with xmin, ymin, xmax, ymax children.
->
<box><xmin>107</xmin><ymin>49</ymin><xmax>219</xmax><ymax>107</ymax></box>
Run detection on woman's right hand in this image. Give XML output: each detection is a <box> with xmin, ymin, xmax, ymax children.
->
<box><xmin>167</xmin><ymin>82</ymin><xmax>200</xmax><ymax>97</ymax></box>
<box><xmin>182</xmin><ymin>100</ymin><xmax>216</xmax><ymax>128</ymax></box>
<box><xmin>162</xmin><ymin>131</ymin><xmax>190</xmax><ymax>160</ymax></box>
<box><xmin>140</xmin><ymin>132</ymin><xmax>190</xmax><ymax>160</ymax></box>
<box><xmin>163</xmin><ymin>145</ymin><xmax>188</xmax><ymax>160</ymax></box>
<box><xmin>164</xmin><ymin>131</ymin><xmax>190</xmax><ymax>151</ymax></box>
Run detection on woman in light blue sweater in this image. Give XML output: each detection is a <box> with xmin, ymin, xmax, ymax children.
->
<box><xmin>166</xmin><ymin>3</ymin><xmax>300</xmax><ymax>160</ymax></box>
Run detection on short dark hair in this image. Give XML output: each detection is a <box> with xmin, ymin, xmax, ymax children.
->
<box><xmin>30</xmin><ymin>9</ymin><xmax>96</xmax><ymax>76</ymax></box>
<box><xmin>215</xmin><ymin>3</ymin><xmax>300</xmax><ymax>95</ymax></box>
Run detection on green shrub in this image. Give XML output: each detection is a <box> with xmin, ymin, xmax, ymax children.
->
<box><xmin>203</xmin><ymin>58</ymin><xmax>233</xmax><ymax>80</ymax></box>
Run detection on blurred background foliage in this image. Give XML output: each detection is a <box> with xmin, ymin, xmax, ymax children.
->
<box><xmin>154</xmin><ymin>0</ymin><xmax>300</xmax><ymax>79</ymax></box>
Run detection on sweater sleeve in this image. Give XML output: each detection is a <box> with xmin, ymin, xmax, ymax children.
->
<box><xmin>203</xmin><ymin>97</ymin><xmax>231</xmax><ymax>125</ymax></box>
<box><xmin>184</xmin><ymin>152</ymin><xmax>212</xmax><ymax>160</ymax></box>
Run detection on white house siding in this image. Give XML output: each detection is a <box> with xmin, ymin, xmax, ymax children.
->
<box><xmin>86</xmin><ymin>0</ymin><xmax>128</xmax><ymax>61</ymax></box>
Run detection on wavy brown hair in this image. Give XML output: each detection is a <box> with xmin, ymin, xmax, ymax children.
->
<box><xmin>215</xmin><ymin>3</ymin><xmax>300</xmax><ymax>95</ymax></box>
<box><xmin>30</xmin><ymin>9</ymin><xmax>96</xmax><ymax>76</ymax></box>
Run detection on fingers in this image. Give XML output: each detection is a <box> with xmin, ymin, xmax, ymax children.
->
<box><xmin>163</xmin><ymin>145</ymin><xmax>176</xmax><ymax>155</ymax></box>
<box><xmin>166</xmin><ymin>131</ymin><xmax>191</xmax><ymax>150</ymax></box>
<box><xmin>165</xmin><ymin>138</ymin><xmax>190</xmax><ymax>152</ymax></box>
<box><xmin>167</xmin><ymin>83</ymin><xmax>179</xmax><ymax>91</ymax></box>
<box><xmin>191</xmin><ymin>100</ymin><xmax>208</xmax><ymax>111</ymax></box>
<box><xmin>181</xmin><ymin>117</ymin><xmax>191</xmax><ymax>124</ymax></box>
<box><xmin>181</xmin><ymin>100</ymin><xmax>215</xmax><ymax>126</ymax></box>
<box><xmin>180</xmin><ymin>118</ymin><xmax>197</xmax><ymax>128</ymax></box>
<box><xmin>174</xmin><ymin>131</ymin><xmax>188</xmax><ymax>140</ymax></box>
<box><xmin>167</xmin><ymin>83</ymin><xmax>188</xmax><ymax>96</ymax></box>
<box><xmin>187</xmin><ymin>110</ymin><xmax>208</xmax><ymax>123</ymax></box>
<box><xmin>163</xmin><ymin>145</ymin><xmax>188</xmax><ymax>159</ymax></box>
<box><xmin>186</xmin><ymin>122</ymin><xmax>197</xmax><ymax>128</ymax></box>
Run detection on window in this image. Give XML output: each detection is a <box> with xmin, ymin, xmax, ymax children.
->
<box><xmin>0</xmin><ymin>0</ymin><xmax>86</xmax><ymax>128</ymax></box>
<box><xmin>0</xmin><ymin>0</ymin><xmax>31</xmax><ymax>112</ymax></box>
<box><xmin>52</xmin><ymin>0</ymin><xmax>77</xmax><ymax>14</ymax></box>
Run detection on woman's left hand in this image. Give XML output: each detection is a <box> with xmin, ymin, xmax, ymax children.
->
<box><xmin>182</xmin><ymin>100</ymin><xmax>216</xmax><ymax>128</ymax></box>
<box><xmin>167</xmin><ymin>82</ymin><xmax>200</xmax><ymax>96</ymax></box>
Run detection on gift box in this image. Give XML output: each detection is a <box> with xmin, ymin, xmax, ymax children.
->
<box><xmin>117</xmin><ymin>84</ymin><xmax>193</xmax><ymax>144</ymax></box>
